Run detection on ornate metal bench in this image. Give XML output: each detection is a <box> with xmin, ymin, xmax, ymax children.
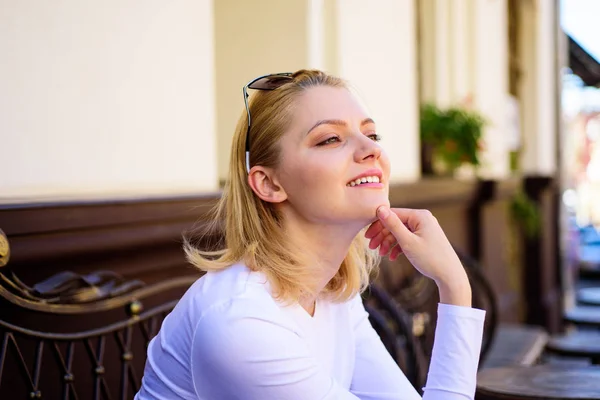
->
<box><xmin>0</xmin><ymin>229</ymin><xmax>197</xmax><ymax>400</ymax></box>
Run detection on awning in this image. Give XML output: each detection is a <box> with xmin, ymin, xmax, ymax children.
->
<box><xmin>569</xmin><ymin>35</ymin><xmax>600</xmax><ymax>87</ymax></box>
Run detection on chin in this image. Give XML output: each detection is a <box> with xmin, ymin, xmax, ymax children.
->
<box><xmin>347</xmin><ymin>198</ymin><xmax>390</xmax><ymax>223</ymax></box>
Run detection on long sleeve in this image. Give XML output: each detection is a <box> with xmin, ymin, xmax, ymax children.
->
<box><xmin>349</xmin><ymin>296</ymin><xmax>486</xmax><ymax>400</ymax></box>
<box><xmin>191</xmin><ymin>297</ymin><xmax>363</xmax><ymax>400</ymax></box>
<box><xmin>421</xmin><ymin>304</ymin><xmax>486</xmax><ymax>399</ymax></box>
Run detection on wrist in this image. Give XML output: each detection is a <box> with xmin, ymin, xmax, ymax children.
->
<box><xmin>435</xmin><ymin>272</ymin><xmax>472</xmax><ymax>307</ymax></box>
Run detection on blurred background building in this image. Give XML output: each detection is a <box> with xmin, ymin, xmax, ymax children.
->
<box><xmin>1</xmin><ymin>0</ymin><xmax>563</xmax><ymax>198</ymax></box>
<box><xmin>2</xmin><ymin>0</ymin><xmax>600</xmax><ymax>397</ymax></box>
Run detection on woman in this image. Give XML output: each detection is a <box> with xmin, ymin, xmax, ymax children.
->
<box><xmin>136</xmin><ymin>69</ymin><xmax>485</xmax><ymax>399</ymax></box>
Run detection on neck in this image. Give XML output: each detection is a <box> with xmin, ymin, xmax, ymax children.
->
<box><xmin>281</xmin><ymin>209</ymin><xmax>366</xmax><ymax>308</ymax></box>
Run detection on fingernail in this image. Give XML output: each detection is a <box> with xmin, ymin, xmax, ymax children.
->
<box><xmin>377</xmin><ymin>206</ymin><xmax>389</xmax><ymax>219</ymax></box>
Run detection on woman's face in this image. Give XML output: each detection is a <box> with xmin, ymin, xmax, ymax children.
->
<box><xmin>275</xmin><ymin>85</ymin><xmax>391</xmax><ymax>226</ymax></box>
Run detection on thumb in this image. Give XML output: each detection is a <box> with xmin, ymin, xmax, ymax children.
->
<box><xmin>376</xmin><ymin>206</ymin><xmax>414</xmax><ymax>246</ymax></box>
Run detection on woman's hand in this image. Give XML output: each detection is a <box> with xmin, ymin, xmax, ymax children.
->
<box><xmin>365</xmin><ymin>206</ymin><xmax>471</xmax><ymax>307</ymax></box>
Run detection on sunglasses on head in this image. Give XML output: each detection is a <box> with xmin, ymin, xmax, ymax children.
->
<box><xmin>243</xmin><ymin>72</ymin><xmax>294</xmax><ymax>173</ymax></box>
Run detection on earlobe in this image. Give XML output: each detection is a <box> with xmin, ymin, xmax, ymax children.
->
<box><xmin>247</xmin><ymin>167</ymin><xmax>287</xmax><ymax>203</ymax></box>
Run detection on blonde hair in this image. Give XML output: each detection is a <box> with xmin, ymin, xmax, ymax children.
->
<box><xmin>184</xmin><ymin>69</ymin><xmax>380</xmax><ymax>303</ymax></box>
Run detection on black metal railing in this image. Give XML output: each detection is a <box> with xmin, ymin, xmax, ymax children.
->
<box><xmin>0</xmin><ymin>227</ymin><xmax>197</xmax><ymax>400</ymax></box>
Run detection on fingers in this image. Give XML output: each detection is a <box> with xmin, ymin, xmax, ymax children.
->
<box><xmin>389</xmin><ymin>244</ymin><xmax>403</xmax><ymax>261</ymax></box>
<box><xmin>368</xmin><ymin>230</ymin><xmax>383</xmax><ymax>250</ymax></box>
<box><xmin>387</xmin><ymin>208</ymin><xmax>433</xmax><ymax>233</ymax></box>
<box><xmin>387</xmin><ymin>207</ymin><xmax>421</xmax><ymax>224</ymax></box>
<box><xmin>366</xmin><ymin>207</ymin><xmax>436</xmax><ymax>262</ymax></box>
<box><xmin>376</xmin><ymin>206</ymin><xmax>413</xmax><ymax>246</ymax></box>
<box><xmin>378</xmin><ymin>232</ymin><xmax>398</xmax><ymax>256</ymax></box>
<box><xmin>368</xmin><ymin>230</ymin><xmax>399</xmax><ymax>257</ymax></box>
<box><xmin>364</xmin><ymin>220</ymin><xmax>382</xmax><ymax>239</ymax></box>
<box><xmin>367</xmin><ymin>228</ymin><xmax>390</xmax><ymax>250</ymax></box>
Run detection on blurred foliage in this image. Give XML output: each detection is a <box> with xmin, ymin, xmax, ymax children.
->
<box><xmin>420</xmin><ymin>103</ymin><xmax>486</xmax><ymax>173</ymax></box>
<box><xmin>509</xmin><ymin>191</ymin><xmax>541</xmax><ymax>239</ymax></box>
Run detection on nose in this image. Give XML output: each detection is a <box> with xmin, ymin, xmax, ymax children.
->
<box><xmin>354</xmin><ymin>134</ymin><xmax>382</xmax><ymax>163</ymax></box>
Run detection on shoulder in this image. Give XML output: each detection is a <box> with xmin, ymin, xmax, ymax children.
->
<box><xmin>159</xmin><ymin>263</ymin><xmax>279</xmax><ymax>342</ymax></box>
<box><xmin>188</xmin><ymin>263</ymin><xmax>291</xmax><ymax>335</ymax></box>
<box><xmin>184</xmin><ymin>263</ymin><xmax>273</xmax><ymax>312</ymax></box>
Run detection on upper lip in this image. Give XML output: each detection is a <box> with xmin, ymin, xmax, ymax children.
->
<box><xmin>347</xmin><ymin>168</ymin><xmax>383</xmax><ymax>185</ymax></box>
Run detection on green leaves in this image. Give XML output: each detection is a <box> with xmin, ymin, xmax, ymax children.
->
<box><xmin>509</xmin><ymin>191</ymin><xmax>541</xmax><ymax>239</ymax></box>
<box><xmin>420</xmin><ymin>103</ymin><xmax>486</xmax><ymax>171</ymax></box>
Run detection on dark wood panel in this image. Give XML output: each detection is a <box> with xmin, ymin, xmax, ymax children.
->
<box><xmin>0</xmin><ymin>194</ymin><xmax>218</xmax><ymax>236</ymax></box>
<box><xmin>0</xmin><ymin>176</ymin><xmax>559</xmax><ymax>330</ymax></box>
<box><xmin>0</xmin><ymin>195</ymin><xmax>217</xmax><ymax>286</ymax></box>
<box><xmin>523</xmin><ymin>176</ymin><xmax>562</xmax><ymax>333</ymax></box>
<box><xmin>0</xmin><ymin>178</ymin><xmax>506</xmax><ymax>291</ymax></box>
<box><xmin>480</xmin><ymin>199</ymin><xmax>524</xmax><ymax>323</ymax></box>
<box><xmin>1</xmin><ymin>179</ymin><xmax>480</xmax><ymax>274</ymax></box>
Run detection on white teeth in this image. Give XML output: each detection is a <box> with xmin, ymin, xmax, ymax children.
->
<box><xmin>347</xmin><ymin>176</ymin><xmax>381</xmax><ymax>186</ymax></box>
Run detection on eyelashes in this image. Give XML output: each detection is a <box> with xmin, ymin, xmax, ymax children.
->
<box><xmin>317</xmin><ymin>136</ymin><xmax>341</xmax><ymax>146</ymax></box>
<box><xmin>316</xmin><ymin>133</ymin><xmax>382</xmax><ymax>146</ymax></box>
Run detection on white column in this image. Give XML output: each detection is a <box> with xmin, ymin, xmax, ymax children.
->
<box><xmin>450</xmin><ymin>0</ymin><xmax>472</xmax><ymax>103</ymax></box>
<box><xmin>519</xmin><ymin>0</ymin><xmax>538</xmax><ymax>175</ymax></box>
<box><xmin>434</xmin><ymin>0</ymin><xmax>452</xmax><ymax>107</ymax></box>
<box><xmin>0</xmin><ymin>0</ymin><xmax>217</xmax><ymax>201</ymax></box>
<box><xmin>308</xmin><ymin>0</ymin><xmax>325</xmax><ymax>70</ymax></box>
<box><xmin>418</xmin><ymin>0</ymin><xmax>438</xmax><ymax>104</ymax></box>
<box><xmin>335</xmin><ymin>0</ymin><xmax>420</xmax><ymax>183</ymax></box>
<box><xmin>473</xmin><ymin>0</ymin><xmax>511</xmax><ymax>178</ymax></box>
<box><xmin>522</xmin><ymin>0</ymin><xmax>558</xmax><ymax>175</ymax></box>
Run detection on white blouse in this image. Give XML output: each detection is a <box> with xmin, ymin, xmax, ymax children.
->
<box><xmin>135</xmin><ymin>263</ymin><xmax>486</xmax><ymax>399</ymax></box>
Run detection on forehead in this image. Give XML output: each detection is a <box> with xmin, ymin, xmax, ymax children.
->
<box><xmin>292</xmin><ymin>86</ymin><xmax>371</xmax><ymax>124</ymax></box>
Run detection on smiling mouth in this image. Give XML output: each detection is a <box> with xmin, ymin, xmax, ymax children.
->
<box><xmin>346</xmin><ymin>176</ymin><xmax>381</xmax><ymax>187</ymax></box>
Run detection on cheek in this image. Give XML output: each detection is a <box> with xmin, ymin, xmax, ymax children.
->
<box><xmin>380</xmin><ymin>149</ymin><xmax>392</xmax><ymax>178</ymax></box>
<box><xmin>281</xmin><ymin>155</ymin><xmax>344</xmax><ymax>198</ymax></box>
<box><xmin>295</xmin><ymin>165</ymin><xmax>340</xmax><ymax>193</ymax></box>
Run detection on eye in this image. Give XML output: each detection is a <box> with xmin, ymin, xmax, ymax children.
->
<box><xmin>367</xmin><ymin>133</ymin><xmax>382</xmax><ymax>142</ymax></box>
<box><xmin>317</xmin><ymin>136</ymin><xmax>341</xmax><ymax>146</ymax></box>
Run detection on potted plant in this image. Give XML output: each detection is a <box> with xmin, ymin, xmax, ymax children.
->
<box><xmin>420</xmin><ymin>102</ymin><xmax>486</xmax><ymax>177</ymax></box>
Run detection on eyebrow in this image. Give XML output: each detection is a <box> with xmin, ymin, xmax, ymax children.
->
<box><xmin>306</xmin><ymin>118</ymin><xmax>376</xmax><ymax>136</ymax></box>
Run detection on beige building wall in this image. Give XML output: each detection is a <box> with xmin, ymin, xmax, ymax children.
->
<box><xmin>214</xmin><ymin>0</ymin><xmax>311</xmax><ymax>181</ymax></box>
<box><xmin>335</xmin><ymin>0</ymin><xmax>420</xmax><ymax>182</ymax></box>
<box><xmin>0</xmin><ymin>0</ymin><xmax>217</xmax><ymax>202</ymax></box>
<box><xmin>215</xmin><ymin>0</ymin><xmax>420</xmax><ymax>183</ymax></box>
<box><xmin>2</xmin><ymin>0</ymin><xmax>560</xmax><ymax>203</ymax></box>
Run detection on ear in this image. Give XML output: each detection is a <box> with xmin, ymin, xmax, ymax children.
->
<box><xmin>247</xmin><ymin>166</ymin><xmax>288</xmax><ymax>203</ymax></box>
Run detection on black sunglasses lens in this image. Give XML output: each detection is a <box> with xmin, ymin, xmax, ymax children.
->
<box><xmin>248</xmin><ymin>75</ymin><xmax>293</xmax><ymax>90</ymax></box>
